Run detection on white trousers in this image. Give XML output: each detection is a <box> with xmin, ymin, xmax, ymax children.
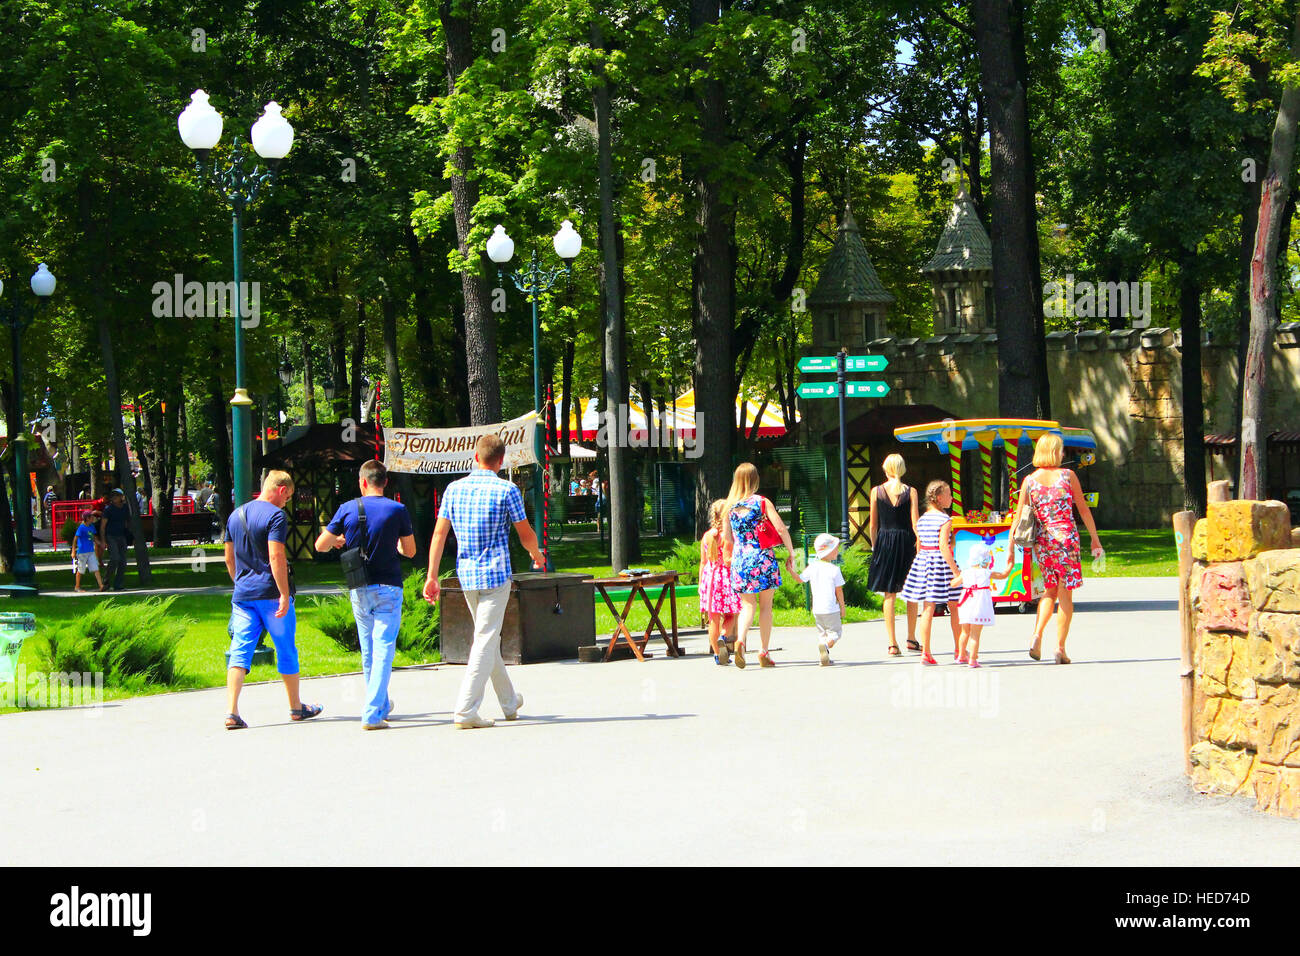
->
<box><xmin>454</xmin><ymin>582</ymin><xmax>518</xmax><ymax>721</ymax></box>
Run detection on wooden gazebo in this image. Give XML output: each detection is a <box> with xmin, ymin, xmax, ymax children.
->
<box><xmin>255</xmin><ymin>423</ymin><xmax>383</xmax><ymax>561</ymax></box>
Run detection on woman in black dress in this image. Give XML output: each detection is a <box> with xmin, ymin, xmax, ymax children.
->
<box><xmin>866</xmin><ymin>453</ymin><xmax>919</xmax><ymax>655</ymax></box>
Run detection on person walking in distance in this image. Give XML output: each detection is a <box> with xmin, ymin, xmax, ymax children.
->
<box><xmin>100</xmin><ymin>489</ymin><xmax>130</xmax><ymax>591</ymax></box>
<box><xmin>423</xmin><ymin>435</ymin><xmax>545</xmax><ymax>729</ymax></box>
<box><xmin>315</xmin><ymin>460</ymin><xmax>416</xmax><ymax>730</ymax></box>
<box><xmin>223</xmin><ymin>470</ymin><xmax>322</xmax><ymax>730</ymax></box>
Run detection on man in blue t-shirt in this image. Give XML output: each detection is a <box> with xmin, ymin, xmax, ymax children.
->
<box><xmin>315</xmin><ymin>460</ymin><xmax>416</xmax><ymax>730</ymax></box>
<box><xmin>73</xmin><ymin>511</ymin><xmax>104</xmax><ymax>592</ymax></box>
<box><xmin>222</xmin><ymin>469</ymin><xmax>321</xmax><ymax>730</ymax></box>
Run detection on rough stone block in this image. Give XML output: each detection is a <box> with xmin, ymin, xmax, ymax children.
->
<box><xmin>1191</xmin><ymin>519</ymin><xmax>1208</xmax><ymax>561</ymax></box>
<box><xmin>1256</xmin><ymin>682</ymin><xmax>1300</xmax><ymax>767</ymax></box>
<box><xmin>1292</xmin><ymin>527</ymin><xmax>1300</xmax><ymax>548</ymax></box>
<box><xmin>1253</xmin><ymin>764</ymin><xmax>1300</xmax><ymax>818</ymax></box>
<box><xmin>1197</xmin><ymin>696</ymin><xmax>1222</xmax><ymax>740</ymax></box>
<box><xmin>1244</xmin><ymin>549</ymin><xmax>1300</xmax><ymax>612</ymax></box>
<box><xmin>1227</xmin><ymin>635</ymin><xmax>1253</xmax><ymax>697</ymax></box>
<box><xmin>1189</xmin><ymin>741</ymin><xmax>1254</xmax><ymax>795</ymax></box>
<box><xmin>1247</xmin><ymin>612</ymin><xmax>1300</xmax><ymax>684</ymax></box>
<box><xmin>1189</xmin><ymin>561</ymin><xmax>1207</xmax><ymax>609</ymax></box>
<box><xmin>1197</xmin><ymin>562</ymin><xmax>1252</xmax><ymax>632</ymax></box>
<box><xmin>1197</xmin><ymin>628</ymin><xmax>1234</xmax><ymax>696</ymax></box>
<box><xmin>1207</xmin><ymin>501</ymin><xmax>1292</xmax><ymax>562</ymax></box>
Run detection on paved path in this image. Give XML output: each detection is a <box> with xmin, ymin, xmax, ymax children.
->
<box><xmin>1</xmin><ymin>577</ymin><xmax>1293</xmax><ymax>865</ymax></box>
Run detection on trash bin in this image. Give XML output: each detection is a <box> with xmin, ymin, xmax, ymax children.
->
<box><xmin>441</xmin><ymin>572</ymin><xmax>596</xmax><ymax>664</ymax></box>
<box><xmin>0</xmin><ymin>612</ymin><xmax>36</xmax><ymax>684</ymax></box>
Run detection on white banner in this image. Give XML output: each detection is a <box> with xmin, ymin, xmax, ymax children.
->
<box><xmin>382</xmin><ymin>413</ymin><xmax>539</xmax><ymax>475</ymax></box>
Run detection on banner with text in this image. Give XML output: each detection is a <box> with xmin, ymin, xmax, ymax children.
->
<box><xmin>383</xmin><ymin>413</ymin><xmax>539</xmax><ymax>475</ymax></box>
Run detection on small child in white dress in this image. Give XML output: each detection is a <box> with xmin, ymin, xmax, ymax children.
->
<box><xmin>950</xmin><ymin>543</ymin><xmax>1013</xmax><ymax>668</ymax></box>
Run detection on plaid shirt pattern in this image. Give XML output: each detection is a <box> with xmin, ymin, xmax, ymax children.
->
<box><xmin>438</xmin><ymin>469</ymin><xmax>527</xmax><ymax>590</ymax></box>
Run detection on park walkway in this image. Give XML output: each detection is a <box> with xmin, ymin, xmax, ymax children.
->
<box><xmin>1</xmin><ymin>576</ymin><xmax>1293</xmax><ymax>865</ymax></box>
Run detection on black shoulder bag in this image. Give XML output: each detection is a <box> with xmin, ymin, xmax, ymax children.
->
<box><xmin>339</xmin><ymin>499</ymin><xmax>372</xmax><ymax>590</ymax></box>
<box><xmin>237</xmin><ymin>504</ymin><xmax>296</xmax><ymax>597</ymax></box>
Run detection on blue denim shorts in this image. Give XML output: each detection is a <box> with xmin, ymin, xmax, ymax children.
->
<box><xmin>228</xmin><ymin>599</ymin><xmax>299</xmax><ymax>675</ymax></box>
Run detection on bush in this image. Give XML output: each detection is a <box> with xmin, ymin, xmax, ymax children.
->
<box><xmin>39</xmin><ymin>597</ymin><xmax>189</xmax><ymax>689</ymax></box>
<box><xmin>307</xmin><ymin>569</ymin><xmax>440</xmax><ymax>658</ymax></box>
<box><xmin>661</xmin><ymin>537</ymin><xmax>703</xmax><ymax>584</ymax></box>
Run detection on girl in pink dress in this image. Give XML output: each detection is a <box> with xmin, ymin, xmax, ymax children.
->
<box><xmin>699</xmin><ymin>499</ymin><xmax>741</xmax><ymax>665</ymax></box>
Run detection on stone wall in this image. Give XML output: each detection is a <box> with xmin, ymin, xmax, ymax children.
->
<box><xmin>799</xmin><ymin>328</ymin><xmax>1300</xmax><ymax>528</ymax></box>
<box><xmin>1187</xmin><ymin>500</ymin><xmax>1300</xmax><ymax>818</ymax></box>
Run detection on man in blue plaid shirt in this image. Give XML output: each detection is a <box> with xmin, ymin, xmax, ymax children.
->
<box><xmin>424</xmin><ymin>433</ymin><xmax>545</xmax><ymax>728</ymax></box>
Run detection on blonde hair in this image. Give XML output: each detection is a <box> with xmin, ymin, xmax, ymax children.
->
<box><xmin>262</xmin><ymin>470</ymin><xmax>294</xmax><ymax>494</ymax></box>
<box><xmin>1033</xmin><ymin>433</ymin><xmax>1064</xmax><ymax>468</ymax></box>
<box><xmin>924</xmin><ymin>479</ymin><xmax>950</xmax><ymax>508</ymax></box>
<box><xmin>724</xmin><ymin>462</ymin><xmax>760</xmax><ymax>521</ymax></box>
<box><xmin>704</xmin><ymin>498</ymin><xmax>727</xmax><ymax>562</ymax></box>
<box><xmin>882</xmin><ymin>453</ymin><xmax>906</xmax><ymax>479</ymax></box>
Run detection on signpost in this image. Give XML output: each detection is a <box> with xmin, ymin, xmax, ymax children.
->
<box><xmin>797</xmin><ymin>350</ymin><xmax>892</xmax><ymax>544</ymax></box>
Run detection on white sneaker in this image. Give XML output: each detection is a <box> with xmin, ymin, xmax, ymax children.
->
<box><xmin>818</xmin><ymin>643</ymin><xmax>831</xmax><ymax>666</ymax></box>
<box><xmin>362</xmin><ymin>720</ymin><xmax>390</xmax><ymax>731</ymax></box>
<box><xmin>504</xmin><ymin>692</ymin><xmax>524</xmax><ymax>721</ymax></box>
<box><xmin>454</xmin><ymin>714</ymin><xmax>495</xmax><ymax>729</ymax></box>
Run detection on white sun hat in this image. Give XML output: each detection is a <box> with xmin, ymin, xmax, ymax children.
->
<box><xmin>813</xmin><ymin>533</ymin><xmax>842</xmax><ymax>559</ymax></box>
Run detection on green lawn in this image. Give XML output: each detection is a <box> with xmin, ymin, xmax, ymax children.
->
<box><xmin>0</xmin><ymin>588</ymin><xmax>437</xmax><ymax>714</ymax></box>
<box><xmin>1089</xmin><ymin>529</ymin><xmax>1179</xmax><ymax>577</ymax></box>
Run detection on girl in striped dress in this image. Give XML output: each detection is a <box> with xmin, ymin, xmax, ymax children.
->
<box><xmin>900</xmin><ymin>480</ymin><xmax>961</xmax><ymax>665</ymax></box>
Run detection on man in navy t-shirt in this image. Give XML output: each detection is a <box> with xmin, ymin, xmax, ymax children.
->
<box><xmin>315</xmin><ymin>460</ymin><xmax>416</xmax><ymax>730</ymax></box>
<box><xmin>222</xmin><ymin>469</ymin><xmax>321</xmax><ymax>730</ymax></box>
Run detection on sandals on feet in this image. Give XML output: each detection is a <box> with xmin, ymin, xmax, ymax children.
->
<box><xmin>888</xmin><ymin>644</ymin><xmax>902</xmax><ymax>656</ymax></box>
<box><xmin>225</xmin><ymin>714</ymin><xmax>247</xmax><ymax>730</ymax></box>
<box><xmin>906</xmin><ymin>638</ymin><xmax>922</xmax><ymax>653</ymax></box>
<box><xmin>290</xmin><ymin>703</ymin><xmax>323</xmax><ymax>722</ymax></box>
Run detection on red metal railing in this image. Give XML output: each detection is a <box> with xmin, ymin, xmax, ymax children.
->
<box><xmin>49</xmin><ymin>495</ymin><xmax>198</xmax><ymax>549</ymax></box>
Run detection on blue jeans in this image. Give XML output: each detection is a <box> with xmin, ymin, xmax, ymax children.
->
<box><xmin>349</xmin><ymin>583</ymin><xmax>402</xmax><ymax>725</ymax></box>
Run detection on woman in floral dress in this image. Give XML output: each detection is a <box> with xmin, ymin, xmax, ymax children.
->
<box><xmin>722</xmin><ymin>462</ymin><xmax>795</xmax><ymax>668</ymax></box>
<box><xmin>1008</xmin><ymin>433</ymin><xmax>1103</xmax><ymax>664</ymax></box>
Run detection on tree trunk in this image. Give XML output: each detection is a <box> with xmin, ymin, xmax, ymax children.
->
<box><xmin>592</xmin><ymin>19</ymin><xmax>634</xmax><ymax>570</ymax></box>
<box><xmin>302</xmin><ymin>338</ymin><xmax>317</xmax><ymax>426</ymax></box>
<box><xmin>560</xmin><ymin>338</ymin><xmax>574</xmax><ymax>457</ymax></box>
<box><xmin>1180</xmin><ymin>248</ymin><xmax>1207</xmax><ymax>516</ymax></box>
<box><xmin>973</xmin><ymin>0</ymin><xmax>1042</xmax><ymax>419</ymax></box>
<box><xmin>441</xmin><ymin>0</ymin><xmax>501</xmax><ymax>425</ymax></box>
<box><xmin>179</xmin><ymin>394</ymin><xmax>191</xmax><ymax>493</ymax></box>
<box><xmin>0</xmin><ymin>462</ymin><xmax>16</xmax><ymax>573</ymax></box>
<box><xmin>1241</xmin><ymin>6</ymin><xmax>1300</xmax><ymax>500</ymax></box>
<box><xmin>380</xmin><ymin>284</ymin><xmax>406</xmax><ymax>429</ymax></box>
<box><xmin>405</xmin><ymin>224</ymin><xmax>441</xmax><ymax>423</ymax></box>
<box><xmin>690</xmin><ymin>0</ymin><xmax>736</xmax><ymax>534</ymax></box>
<box><xmin>80</xmin><ymin>179</ymin><xmax>150</xmax><ymax>581</ymax></box>
<box><xmin>351</xmin><ymin>299</ymin><xmax>366</xmax><ymax>424</ymax></box>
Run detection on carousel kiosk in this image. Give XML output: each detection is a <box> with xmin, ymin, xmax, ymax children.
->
<box><xmin>892</xmin><ymin>419</ymin><xmax>1099</xmax><ymax>612</ymax></box>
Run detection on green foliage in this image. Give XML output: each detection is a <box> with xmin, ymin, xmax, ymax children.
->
<box><xmin>307</xmin><ymin>569</ymin><xmax>440</xmax><ymax>657</ymax></box>
<box><xmin>660</xmin><ymin>538</ymin><xmax>703</xmax><ymax>584</ymax></box>
<box><xmin>38</xmin><ymin>597</ymin><xmax>189</xmax><ymax>689</ymax></box>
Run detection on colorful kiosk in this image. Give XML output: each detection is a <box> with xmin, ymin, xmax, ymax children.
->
<box><xmin>892</xmin><ymin>419</ymin><xmax>1099</xmax><ymax>611</ymax></box>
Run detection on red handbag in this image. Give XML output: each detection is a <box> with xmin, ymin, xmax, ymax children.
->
<box><xmin>753</xmin><ymin>498</ymin><xmax>782</xmax><ymax>549</ymax></box>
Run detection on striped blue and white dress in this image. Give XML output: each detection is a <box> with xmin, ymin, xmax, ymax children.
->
<box><xmin>900</xmin><ymin>510</ymin><xmax>959</xmax><ymax>605</ymax></box>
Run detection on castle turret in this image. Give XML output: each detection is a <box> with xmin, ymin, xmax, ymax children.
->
<box><xmin>809</xmin><ymin>202</ymin><xmax>895</xmax><ymax>348</ymax></box>
<box><xmin>921</xmin><ymin>185</ymin><xmax>994</xmax><ymax>333</ymax></box>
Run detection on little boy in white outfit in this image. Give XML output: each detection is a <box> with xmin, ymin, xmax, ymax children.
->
<box><xmin>800</xmin><ymin>533</ymin><xmax>847</xmax><ymax>666</ymax></box>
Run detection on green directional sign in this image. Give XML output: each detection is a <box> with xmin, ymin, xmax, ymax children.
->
<box><xmin>797</xmin><ymin>354</ymin><xmax>889</xmax><ymax>373</ymax></box>
<box><xmin>797</xmin><ymin>381</ymin><xmax>891</xmax><ymax>399</ymax></box>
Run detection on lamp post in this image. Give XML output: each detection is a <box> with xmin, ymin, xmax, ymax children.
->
<box><xmin>0</xmin><ymin>263</ymin><xmax>56</xmax><ymax>593</ymax></box>
<box><xmin>178</xmin><ymin>89</ymin><xmax>294</xmax><ymax>507</ymax></box>
<box><xmin>276</xmin><ymin>345</ymin><xmax>293</xmax><ymax>446</ymax></box>
<box><xmin>486</xmin><ymin>221</ymin><xmax>582</xmax><ymax>571</ymax></box>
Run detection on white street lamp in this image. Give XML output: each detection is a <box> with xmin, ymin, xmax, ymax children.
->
<box><xmin>31</xmin><ymin>263</ymin><xmax>56</xmax><ymax>297</ymax></box>
<box><xmin>251</xmin><ymin>101</ymin><xmax>294</xmax><ymax>160</ymax></box>
<box><xmin>177</xmin><ymin>90</ymin><xmax>224</xmax><ymax>161</ymax></box>
<box><xmin>553</xmin><ymin>219</ymin><xmax>582</xmax><ymax>261</ymax></box>
<box><xmin>486</xmin><ymin>224</ymin><xmax>515</xmax><ymax>264</ymax></box>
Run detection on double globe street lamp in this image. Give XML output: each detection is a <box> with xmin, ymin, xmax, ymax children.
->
<box><xmin>177</xmin><ymin>89</ymin><xmax>294</xmax><ymax>506</ymax></box>
<box><xmin>0</xmin><ymin>263</ymin><xmax>56</xmax><ymax>593</ymax></box>
<box><xmin>486</xmin><ymin>220</ymin><xmax>582</xmax><ymax>570</ymax></box>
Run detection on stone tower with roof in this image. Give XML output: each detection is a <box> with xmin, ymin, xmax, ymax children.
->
<box><xmin>808</xmin><ymin>202</ymin><xmax>895</xmax><ymax>348</ymax></box>
<box><xmin>921</xmin><ymin>185</ymin><xmax>994</xmax><ymax>333</ymax></box>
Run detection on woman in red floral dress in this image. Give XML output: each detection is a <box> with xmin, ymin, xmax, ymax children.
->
<box><xmin>1009</xmin><ymin>433</ymin><xmax>1102</xmax><ymax>664</ymax></box>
